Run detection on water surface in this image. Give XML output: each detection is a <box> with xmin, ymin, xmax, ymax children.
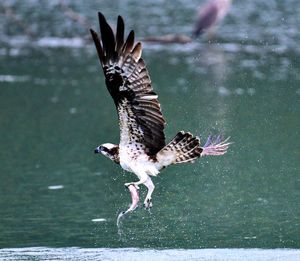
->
<box><xmin>0</xmin><ymin>0</ymin><xmax>299</xmax><ymax>252</ymax></box>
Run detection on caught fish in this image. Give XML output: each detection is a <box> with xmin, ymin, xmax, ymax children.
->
<box><xmin>117</xmin><ymin>184</ymin><xmax>139</xmax><ymax>225</ymax></box>
<box><xmin>125</xmin><ymin>184</ymin><xmax>140</xmax><ymax>213</ymax></box>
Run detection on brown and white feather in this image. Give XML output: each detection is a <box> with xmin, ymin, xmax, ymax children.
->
<box><xmin>90</xmin><ymin>13</ymin><xmax>166</xmax><ymax>156</ymax></box>
<box><xmin>156</xmin><ymin>131</ymin><xmax>203</xmax><ymax>167</ymax></box>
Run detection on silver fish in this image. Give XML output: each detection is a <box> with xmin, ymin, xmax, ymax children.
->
<box><xmin>117</xmin><ymin>184</ymin><xmax>140</xmax><ymax>226</ymax></box>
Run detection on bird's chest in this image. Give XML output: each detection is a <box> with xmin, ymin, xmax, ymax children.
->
<box><xmin>119</xmin><ymin>144</ymin><xmax>146</xmax><ymax>173</ymax></box>
<box><xmin>119</xmin><ymin>155</ymin><xmax>133</xmax><ymax>172</ymax></box>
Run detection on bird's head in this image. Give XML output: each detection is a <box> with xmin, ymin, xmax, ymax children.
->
<box><xmin>94</xmin><ymin>143</ymin><xmax>120</xmax><ymax>163</ymax></box>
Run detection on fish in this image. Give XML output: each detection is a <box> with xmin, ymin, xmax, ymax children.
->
<box><xmin>117</xmin><ymin>184</ymin><xmax>140</xmax><ymax>226</ymax></box>
<box><xmin>126</xmin><ymin>184</ymin><xmax>140</xmax><ymax>213</ymax></box>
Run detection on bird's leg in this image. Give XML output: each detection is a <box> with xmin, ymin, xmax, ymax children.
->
<box><xmin>143</xmin><ymin>177</ymin><xmax>155</xmax><ymax>209</ymax></box>
<box><xmin>124</xmin><ymin>182</ymin><xmax>139</xmax><ymax>189</ymax></box>
<box><xmin>124</xmin><ymin>172</ymin><xmax>148</xmax><ymax>190</ymax></box>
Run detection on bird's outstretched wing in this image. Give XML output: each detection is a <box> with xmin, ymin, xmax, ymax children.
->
<box><xmin>90</xmin><ymin>13</ymin><xmax>166</xmax><ymax>155</ymax></box>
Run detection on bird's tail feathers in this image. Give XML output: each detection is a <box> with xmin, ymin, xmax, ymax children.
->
<box><xmin>156</xmin><ymin>133</ymin><xmax>232</xmax><ymax>168</ymax></box>
<box><xmin>156</xmin><ymin>131</ymin><xmax>202</xmax><ymax>166</ymax></box>
<box><xmin>201</xmin><ymin>135</ymin><xmax>231</xmax><ymax>156</ymax></box>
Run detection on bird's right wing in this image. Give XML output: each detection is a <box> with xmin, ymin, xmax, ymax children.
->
<box><xmin>90</xmin><ymin>13</ymin><xmax>166</xmax><ymax>155</ymax></box>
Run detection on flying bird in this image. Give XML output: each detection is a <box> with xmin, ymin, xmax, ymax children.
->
<box><xmin>193</xmin><ymin>0</ymin><xmax>232</xmax><ymax>38</ymax></box>
<box><xmin>90</xmin><ymin>13</ymin><xmax>231</xmax><ymax>209</ymax></box>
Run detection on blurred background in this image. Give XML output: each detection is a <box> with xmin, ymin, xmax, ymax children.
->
<box><xmin>0</xmin><ymin>0</ymin><xmax>299</xmax><ymax>251</ymax></box>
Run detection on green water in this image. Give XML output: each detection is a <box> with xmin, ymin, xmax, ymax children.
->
<box><xmin>0</xmin><ymin>0</ymin><xmax>299</xmax><ymax>250</ymax></box>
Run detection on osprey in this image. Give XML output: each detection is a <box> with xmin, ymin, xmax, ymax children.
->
<box><xmin>91</xmin><ymin>13</ymin><xmax>230</xmax><ymax>209</ymax></box>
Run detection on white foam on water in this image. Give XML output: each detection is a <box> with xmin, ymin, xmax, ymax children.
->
<box><xmin>235</xmin><ymin>88</ymin><xmax>245</xmax><ymax>95</ymax></box>
<box><xmin>218</xmin><ymin>86</ymin><xmax>231</xmax><ymax>96</ymax></box>
<box><xmin>36</xmin><ymin>37</ymin><xmax>85</xmax><ymax>48</ymax></box>
<box><xmin>222</xmin><ymin>43</ymin><xmax>242</xmax><ymax>53</ymax></box>
<box><xmin>0</xmin><ymin>75</ymin><xmax>31</xmax><ymax>83</ymax></box>
<box><xmin>69</xmin><ymin>107</ymin><xmax>77</xmax><ymax>114</ymax></box>
<box><xmin>244</xmin><ymin>236</ymin><xmax>257</xmax><ymax>239</ymax></box>
<box><xmin>48</xmin><ymin>185</ymin><xmax>64</xmax><ymax>190</ymax></box>
<box><xmin>91</xmin><ymin>218</ymin><xmax>107</xmax><ymax>222</ymax></box>
<box><xmin>0</xmin><ymin>248</ymin><xmax>299</xmax><ymax>261</ymax></box>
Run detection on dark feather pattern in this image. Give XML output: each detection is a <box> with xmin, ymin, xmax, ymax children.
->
<box><xmin>98</xmin><ymin>12</ymin><xmax>115</xmax><ymax>61</ymax></box>
<box><xmin>90</xmin><ymin>29</ymin><xmax>104</xmax><ymax>63</ymax></box>
<box><xmin>90</xmin><ymin>12</ymin><xmax>166</xmax><ymax>155</ymax></box>
<box><xmin>156</xmin><ymin>131</ymin><xmax>203</xmax><ymax>165</ymax></box>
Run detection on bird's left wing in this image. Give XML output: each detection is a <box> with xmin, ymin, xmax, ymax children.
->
<box><xmin>90</xmin><ymin>13</ymin><xmax>166</xmax><ymax>155</ymax></box>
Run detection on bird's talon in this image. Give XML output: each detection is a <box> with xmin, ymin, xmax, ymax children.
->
<box><xmin>143</xmin><ymin>198</ymin><xmax>153</xmax><ymax>209</ymax></box>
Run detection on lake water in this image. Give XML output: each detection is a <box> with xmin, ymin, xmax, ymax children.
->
<box><xmin>0</xmin><ymin>0</ymin><xmax>299</xmax><ymax>259</ymax></box>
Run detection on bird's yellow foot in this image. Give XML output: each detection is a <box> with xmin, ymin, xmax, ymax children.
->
<box><xmin>143</xmin><ymin>198</ymin><xmax>153</xmax><ymax>209</ymax></box>
<box><xmin>124</xmin><ymin>182</ymin><xmax>140</xmax><ymax>190</ymax></box>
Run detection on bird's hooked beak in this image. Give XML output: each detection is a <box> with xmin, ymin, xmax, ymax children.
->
<box><xmin>94</xmin><ymin>146</ymin><xmax>103</xmax><ymax>154</ymax></box>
